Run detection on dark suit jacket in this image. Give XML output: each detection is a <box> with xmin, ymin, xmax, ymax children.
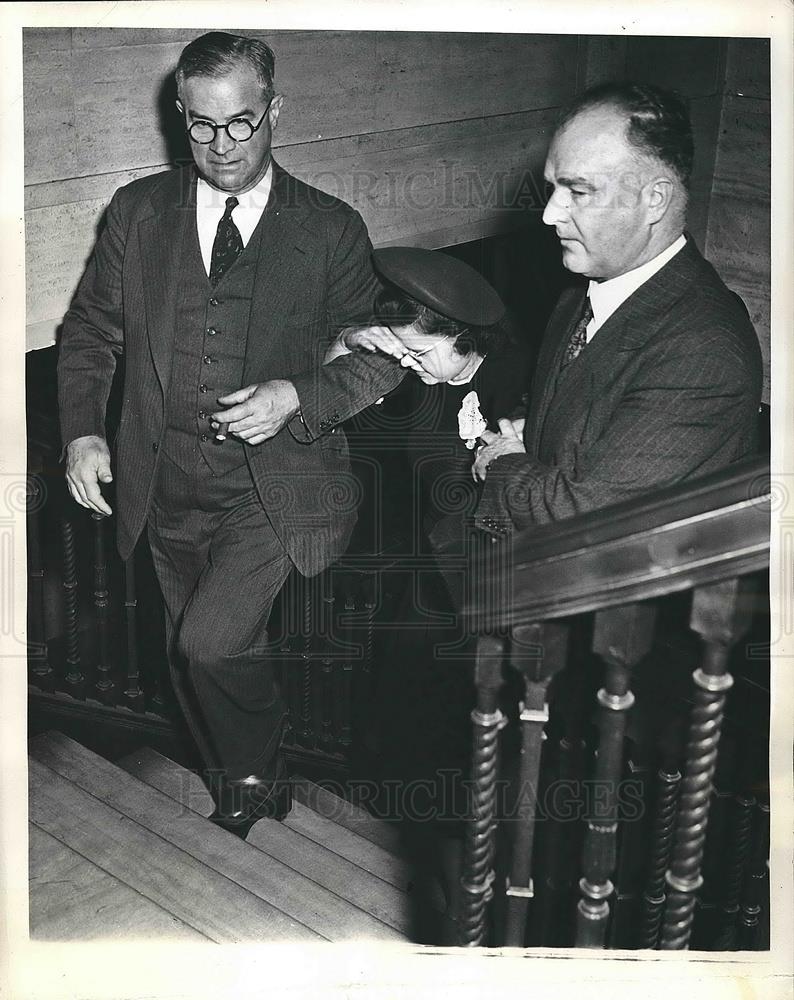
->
<box><xmin>58</xmin><ymin>162</ymin><xmax>404</xmax><ymax>571</ymax></box>
<box><xmin>476</xmin><ymin>237</ymin><xmax>763</xmax><ymax>535</ymax></box>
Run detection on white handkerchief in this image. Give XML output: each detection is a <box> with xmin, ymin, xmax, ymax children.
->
<box><xmin>457</xmin><ymin>390</ymin><xmax>487</xmax><ymax>449</ymax></box>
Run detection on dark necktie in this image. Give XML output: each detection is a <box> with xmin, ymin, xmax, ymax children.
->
<box><xmin>209</xmin><ymin>196</ymin><xmax>243</xmax><ymax>286</ymax></box>
<box><xmin>561</xmin><ymin>295</ymin><xmax>593</xmax><ymax>368</ymax></box>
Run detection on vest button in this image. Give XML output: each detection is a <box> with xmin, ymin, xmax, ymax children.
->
<box><xmin>199</xmin><ymin>384</ymin><xmax>208</xmax><ymax>393</ymax></box>
<box><xmin>209</xmin><ymin>297</ymin><xmax>220</xmax><ymax>307</ymax></box>
<box><xmin>198</xmin><ymin>410</ymin><xmax>207</xmax><ymax>419</ymax></box>
<box><xmin>200</xmin><ymin>434</ymin><xmax>210</xmax><ymax>442</ymax></box>
<box><xmin>207</xmin><ymin>327</ymin><xmax>218</xmax><ymax>336</ymax></box>
<box><xmin>203</xmin><ymin>355</ymin><xmax>213</xmax><ymax>364</ymax></box>
<box><xmin>152</xmin><ymin>442</ymin><xmax>159</xmax><ymax>453</ymax></box>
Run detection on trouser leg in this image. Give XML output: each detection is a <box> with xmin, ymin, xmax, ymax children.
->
<box><xmin>147</xmin><ymin>455</ymin><xmax>293</xmax><ymax>780</ymax></box>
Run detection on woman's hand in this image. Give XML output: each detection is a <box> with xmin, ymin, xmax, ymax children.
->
<box><xmin>343</xmin><ymin>325</ymin><xmax>411</xmax><ymax>360</ymax></box>
<box><xmin>325</xmin><ymin>325</ymin><xmax>424</xmax><ymax>372</ymax></box>
<box><xmin>472</xmin><ymin>418</ymin><xmax>526</xmax><ymax>481</ymax></box>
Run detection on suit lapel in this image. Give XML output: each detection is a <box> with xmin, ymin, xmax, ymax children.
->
<box><xmin>527</xmin><ymin>286</ymin><xmax>585</xmax><ymax>456</ymax></box>
<box><xmin>532</xmin><ymin>237</ymin><xmax>703</xmax><ymax>457</ymax></box>
<box><xmin>243</xmin><ymin>162</ymin><xmax>315</xmax><ymax>380</ymax></box>
<box><xmin>138</xmin><ymin>168</ymin><xmax>195</xmax><ymax>395</ymax></box>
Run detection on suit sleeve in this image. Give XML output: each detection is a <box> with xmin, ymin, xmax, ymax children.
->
<box><xmin>476</xmin><ymin>324</ymin><xmax>762</xmax><ymax>534</ymax></box>
<box><xmin>57</xmin><ymin>190</ymin><xmax>127</xmax><ymax>450</ymax></box>
<box><xmin>287</xmin><ymin>210</ymin><xmax>405</xmax><ymax>442</ymax></box>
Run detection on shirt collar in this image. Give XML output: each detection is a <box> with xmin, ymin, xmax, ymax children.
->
<box><xmin>588</xmin><ymin>233</ymin><xmax>687</xmax><ymax>332</ymax></box>
<box><xmin>196</xmin><ymin>162</ymin><xmax>274</xmax><ymax>213</ymax></box>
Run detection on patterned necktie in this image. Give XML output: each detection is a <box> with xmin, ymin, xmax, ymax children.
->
<box><xmin>209</xmin><ymin>196</ymin><xmax>243</xmax><ymax>286</ymax></box>
<box><xmin>561</xmin><ymin>295</ymin><xmax>593</xmax><ymax>368</ymax></box>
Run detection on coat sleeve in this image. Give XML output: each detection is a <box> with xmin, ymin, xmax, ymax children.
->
<box><xmin>475</xmin><ymin>322</ymin><xmax>762</xmax><ymax>535</ymax></box>
<box><xmin>286</xmin><ymin>209</ymin><xmax>405</xmax><ymax>442</ymax></box>
<box><xmin>57</xmin><ymin>189</ymin><xmax>127</xmax><ymax>450</ymax></box>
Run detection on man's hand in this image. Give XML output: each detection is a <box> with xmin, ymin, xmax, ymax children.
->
<box><xmin>472</xmin><ymin>417</ymin><xmax>526</xmax><ymax>481</ymax></box>
<box><xmin>211</xmin><ymin>380</ymin><xmax>300</xmax><ymax>445</ymax></box>
<box><xmin>66</xmin><ymin>435</ymin><xmax>113</xmax><ymax>516</ymax></box>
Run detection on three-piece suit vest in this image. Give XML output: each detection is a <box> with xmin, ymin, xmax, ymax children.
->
<box><xmin>162</xmin><ymin>208</ymin><xmax>267</xmax><ymax>476</ymax></box>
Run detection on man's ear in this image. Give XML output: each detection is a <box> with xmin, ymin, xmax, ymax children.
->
<box><xmin>646</xmin><ymin>177</ymin><xmax>675</xmax><ymax>222</ymax></box>
<box><xmin>268</xmin><ymin>94</ymin><xmax>284</xmax><ymax>130</ymax></box>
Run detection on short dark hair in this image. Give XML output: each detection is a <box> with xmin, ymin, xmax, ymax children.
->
<box><xmin>558</xmin><ymin>81</ymin><xmax>694</xmax><ymax>189</ymax></box>
<box><xmin>373</xmin><ymin>282</ymin><xmax>513</xmax><ymax>358</ymax></box>
<box><xmin>176</xmin><ymin>31</ymin><xmax>275</xmax><ymax>99</ymax></box>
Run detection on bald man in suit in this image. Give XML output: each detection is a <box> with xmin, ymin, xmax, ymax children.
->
<box><xmin>474</xmin><ymin>82</ymin><xmax>761</xmax><ymax>534</ymax></box>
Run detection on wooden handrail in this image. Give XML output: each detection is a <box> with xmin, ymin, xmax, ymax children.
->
<box><xmin>463</xmin><ymin>456</ymin><xmax>770</xmax><ymax>629</ymax></box>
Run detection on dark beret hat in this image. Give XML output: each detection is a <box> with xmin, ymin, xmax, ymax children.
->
<box><xmin>373</xmin><ymin>247</ymin><xmax>505</xmax><ymax>326</ymax></box>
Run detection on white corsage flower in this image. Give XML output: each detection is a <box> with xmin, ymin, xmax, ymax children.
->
<box><xmin>457</xmin><ymin>390</ymin><xmax>487</xmax><ymax>450</ymax></box>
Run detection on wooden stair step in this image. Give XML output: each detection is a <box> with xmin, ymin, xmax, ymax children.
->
<box><xmin>292</xmin><ymin>777</ymin><xmax>406</xmax><ymax>857</ymax></box>
<box><xmin>283</xmin><ymin>800</ymin><xmax>443</xmax><ymax>909</ymax></box>
<box><xmin>119</xmin><ymin>745</ymin><xmax>432</xmax><ymax>899</ymax></box>
<box><xmin>30</xmin><ymin>732</ymin><xmax>405</xmax><ymax>942</ymax></box>
<box><xmin>29</xmin><ymin>754</ymin><xmax>314</xmax><ymax>944</ymax></box>
<box><xmin>119</xmin><ymin>746</ymin><xmax>215</xmax><ymax>817</ymax></box>
<box><xmin>118</xmin><ymin>745</ymin><xmax>428</xmax><ymax>933</ymax></box>
<box><xmin>29</xmin><ymin>822</ymin><xmax>208</xmax><ymax>942</ymax></box>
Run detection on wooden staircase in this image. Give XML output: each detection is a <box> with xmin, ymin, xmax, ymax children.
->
<box><xmin>28</xmin><ymin>732</ymin><xmax>450</xmax><ymax>944</ymax></box>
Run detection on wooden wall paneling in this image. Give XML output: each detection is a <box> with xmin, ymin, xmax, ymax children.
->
<box><xmin>25</xmin><ymin>197</ymin><xmax>109</xmax><ymax>343</ymax></box>
<box><xmin>370</xmin><ymin>32</ymin><xmax>578</xmax><ymax>129</ymax></box>
<box><xmin>625</xmin><ymin>36</ymin><xmax>723</xmax><ymax>98</ymax></box>
<box><xmin>710</xmin><ymin>96</ymin><xmax>771</xmax><ymax>201</ymax></box>
<box><xmin>577</xmin><ymin>34</ymin><xmax>628</xmax><ymax>90</ymax></box>
<box><xmin>22</xmin><ymin>29</ymin><xmax>77</xmax><ymax>185</ymax></box>
<box><xmin>705</xmin><ymin>94</ymin><xmax>771</xmax><ymax>403</ymax></box>
<box><xmin>279</xmin><ymin>107</ymin><xmax>558</xmax><ymax>248</ymax></box>
<box><xmin>24</xmin><ymin>29</ymin><xmax>578</xmax><ymax>187</ymax></box>
<box><xmin>723</xmin><ymin>38</ymin><xmax>770</xmax><ymax>100</ymax></box>
<box><xmin>687</xmin><ymin>95</ymin><xmax>723</xmax><ymax>251</ymax></box>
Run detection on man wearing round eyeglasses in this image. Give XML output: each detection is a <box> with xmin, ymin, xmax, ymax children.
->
<box><xmin>58</xmin><ymin>31</ymin><xmax>404</xmax><ymax>835</ymax></box>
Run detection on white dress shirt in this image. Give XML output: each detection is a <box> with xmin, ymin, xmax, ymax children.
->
<box><xmin>196</xmin><ymin>164</ymin><xmax>273</xmax><ymax>276</ymax></box>
<box><xmin>585</xmin><ymin>233</ymin><xmax>687</xmax><ymax>343</ymax></box>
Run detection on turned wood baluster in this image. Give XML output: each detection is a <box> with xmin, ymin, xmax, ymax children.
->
<box><xmin>320</xmin><ymin>657</ymin><xmax>334</xmax><ymax>744</ymax></box>
<box><xmin>738</xmin><ymin>800</ymin><xmax>770</xmax><ymax>950</ymax></box>
<box><xmin>503</xmin><ymin>621</ymin><xmax>569</xmax><ymax>947</ymax></box>
<box><xmin>91</xmin><ymin>512</ymin><xmax>115</xmax><ymax>703</ymax></box>
<box><xmin>320</xmin><ymin>592</ymin><xmax>338</xmax><ymax>745</ymax></box>
<box><xmin>639</xmin><ymin>768</ymin><xmax>682</xmax><ymax>948</ymax></box>
<box><xmin>300</xmin><ymin>578</ymin><xmax>313</xmax><ymax>738</ymax></box>
<box><xmin>122</xmin><ymin>555</ymin><xmax>144</xmax><ymax>711</ymax></box>
<box><xmin>28</xmin><ymin>475</ymin><xmax>54</xmax><ymax>688</ymax></box>
<box><xmin>661</xmin><ymin>577</ymin><xmax>753</xmax><ymax>949</ymax></box>
<box><xmin>712</xmin><ymin>792</ymin><xmax>756</xmax><ymax>949</ymax></box>
<box><xmin>337</xmin><ymin>662</ymin><xmax>354</xmax><ymax>746</ymax></box>
<box><xmin>576</xmin><ymin>601</ymin><xmax>656</xmax><ymax>948</ymax></box>
<box><xmin>61</xmin><ymin>515</ymin><xmax>85</xmax><ymax>698</ymax></box>
<box><xmin>458</xmin><ymin>633</ymin><xmax>506</xmax><ymax>947</ymax></box>
<box><xmin>530</xmin><ymin>733</ymin><xmax>587</xmax><ymax>946</ymax></box>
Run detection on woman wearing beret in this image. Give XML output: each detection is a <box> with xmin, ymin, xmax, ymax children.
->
<box><xmin>327</xmin><ymin>247</ymin><xmax>530</xmax><ymax>544</ymax></box>
<box><xmin>329</xmin><ymin>248</ymin><xmax>531</xmax><ymax>927</ymax></box>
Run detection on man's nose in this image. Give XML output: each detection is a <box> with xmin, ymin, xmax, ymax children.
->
<box><xmin>542</xmin><ymin>189</ymin><xmax>568</xmax><ymax>227</ymax></box>
<box><xmin>210</xmin><ymin>126</ymin><xmax>235</xmax><ymax>155</ymax></box>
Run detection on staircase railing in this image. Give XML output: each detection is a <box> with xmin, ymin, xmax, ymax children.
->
<box><xmin>456</xmin><ymin>456</ymin><xmax>771</xmax><ymax>949</ymax></box>
<box><xmin>26</xmin><ymin>465</ymin><xmax>374</xmax><ymax>769</ymax></box>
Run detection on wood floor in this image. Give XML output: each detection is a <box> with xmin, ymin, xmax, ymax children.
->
<box><xmin>28</xmin><ymin>732</ymin><xmax>451</xmax><ymax>943</ymax></box>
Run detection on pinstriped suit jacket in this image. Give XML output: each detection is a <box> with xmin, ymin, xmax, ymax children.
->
<box><xmin>475</xmin><ymin>237</ymin><xmax>763</xmax><ymax>535</ymax></box>
<box><xmin>58</xmin><ymin>162</ymin><xmax>404</xmax><ymax>570</ymax></box>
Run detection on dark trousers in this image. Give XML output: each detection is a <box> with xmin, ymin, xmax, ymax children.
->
<box><xmin>147</xmin><ymin>451</ymin><xmax>292</xmax><ymax>781</ymax></box>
